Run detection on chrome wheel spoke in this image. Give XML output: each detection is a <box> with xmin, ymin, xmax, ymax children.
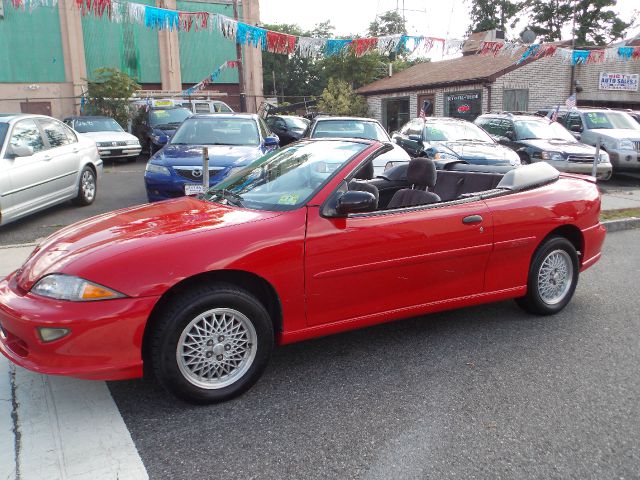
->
<box><xmin>176</xmin><ymin>308</ymin><xmax>257</xmax><ymax>390</ymax></box>
<box><xmin>537</xmin><ymin>249</ymin><xmax>573</xmax><ymax>305</ymax></box>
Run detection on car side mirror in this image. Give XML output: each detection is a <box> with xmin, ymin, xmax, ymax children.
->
<box><xmin>264</xmin><ymin>135</ymin><xmax>279</xmax><ymax>147</ymax></box>
<box><xmin>505</xmin><ymin>130</ymin><xmax>516</xmax><ymax>140</ymax></box>
<box><xmin>6</xmin><ymin>144</ymin><xmax>34</xmax><ymax>158</ymax></box>
<box><xmin>570</xmin><ymin>125</ymin><xmax>582</xmax><ymax>133</ymax></box>
<box><xmin>336</xmin><ymin>190</ymin><xmax>377</xmax><ymax>216</ymax></box>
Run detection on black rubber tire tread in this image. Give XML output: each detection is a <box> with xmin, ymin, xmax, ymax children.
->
<box><xmin>71</xmin><ymin>166</ymin><xmax>96</xmax><ymax>206</ymax></box>
<box><xmin>516</xmin><ymin>236</ymin><xmax>579</xmax><ymax>315</ymax></box>
<box><xmin>149</xmin><ymin>283</ymin><xmax>274</xmax><ymax>404</ymax></box>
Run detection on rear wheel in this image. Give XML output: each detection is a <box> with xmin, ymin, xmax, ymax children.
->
<box><xmin>149</xmin><ymin>284</ymin><xmax>274</xmax><ymax>404</ymax></box>
<box><xmin>71</xmin><ymin>166</ymin><xmax>96</xmax><ymax>206</ymax></box>
<box><xmin>516</xmin><ymin>237</ymin><xmax>579</xmax><ymax>315</ymax></box>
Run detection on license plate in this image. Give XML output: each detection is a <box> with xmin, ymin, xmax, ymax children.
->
<box><xmin>185</xmin><ymin>184</ymin><xmax>205</xmax><ymax>195</ymax></box>
<box><xmin>102</xmin><ymin>150</ymin><xmax>111</xmax><ymax>155</ymax></box>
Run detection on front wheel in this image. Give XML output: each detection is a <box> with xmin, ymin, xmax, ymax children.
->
<box><xmin>71</xmin><ymin>166</ymin><xmax>97</xmax><ymax>206</ymax></box>
<box><xmin>149</xmin><ymin>284</ymin><xmax>274</xmax><ymax>404</ymax></box>
<box><xmin>516</xmin><ymin>237</ymin><xmax>579</xmax><ymax>315</ymax></box>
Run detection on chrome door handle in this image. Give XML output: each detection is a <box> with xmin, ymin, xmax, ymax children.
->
<box><xmin>43</xmin><ymin>155</ymin><xmax>52</xmax><ymax>161</ymax></box>
<box><xmin>462</xmin><ymin>215</ymin><xmax>483</xmax><ymax>224</ymax></box>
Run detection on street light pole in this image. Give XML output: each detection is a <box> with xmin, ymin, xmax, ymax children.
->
<box><xmin>569</xmin><ymin>0</ymin><xmax>578</xmax><ymax>96</ymax></box>
<box><xmin>232</xmin><ymin>0</ymin><xmax>246</xmax><ymax>112</ymax></box>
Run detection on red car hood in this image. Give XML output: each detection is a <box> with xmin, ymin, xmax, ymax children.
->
<box><xmin>16</xmin><ymin>197</ymin><xmax>280</xmax><ymax>291</ymax></box>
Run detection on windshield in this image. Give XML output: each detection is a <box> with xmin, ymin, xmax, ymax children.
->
<box><xmin>583</xmin><ymin>111</ymin><xmax>640</xmax><ymax>130</ymax></box>
<box><xmin>73</xmin><ymin>117</ymin><xmax>123</xmax><ymax>133</ymax></box>
<box><xmin>423</xmin><ymin>121</ymin><xmax>494</xmax><ymax>143</ymax></box>
<box><xmin>203</xmin><ymin>140</ymin><xmax>369</xmax><ymax>211</ymax></box>
<box><xmin>149</xmin><ymin>108</ymin><xmax>192</xmax><ymax>128</ymax></box>
<box><xmin>312</xmin><ymin>120</ymin><xmax>389</xmax><ymax>142</ymax></box>
<box><xmin>514</xmin><ymin>120</ymin><xmax>575</xmax><ymax>141</ymax></box>
<box><xmin>284</xmin><ymin>117</ymin><xmax>309</xmax><ymax>130</ymax></box>
<box><xmin>171</xmin><ymin>117</ymin><xmax>260</xmax><ymax>146</ymax></box>
<box><xmin>0</xmin><ymin>123</ymin><xmax>8</xmax><ymax>147</ymax></box>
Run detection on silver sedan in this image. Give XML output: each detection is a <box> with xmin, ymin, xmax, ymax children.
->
<box><xmin>0</xmin><ymin>114</ymin><xmax>103</xmax><ymax>226</ymax></box>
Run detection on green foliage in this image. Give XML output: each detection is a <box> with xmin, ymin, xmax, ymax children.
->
<box><xmin>368</xmin><ymin>11</ymin><xmax>407</xmax><ymax>36</ymax></box>
<box><xmin>85</xmin><ymin>68</ymin><xmax>140</xmax><ymax>128</ymax></box>
<box><xmin>467</xmin><ymin>0</ymin><xmax>524</xmax><ymax>34</ymax></box>
<box><xmin>525</xmin><ymin>0</ymin><xmax>632</xmax><ymax>45</ymax></box>
<box><xmin>317</xmin><ymin>79</ymin><xmax>369</xmax><ymax>117</ymax></box>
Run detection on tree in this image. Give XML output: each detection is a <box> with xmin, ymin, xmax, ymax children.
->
<box><xmin>85</xmin><ymin>68</ymin><xmax>140</xmax><ymax>128</ymax></box>
<box><xmin>317</xmin><ymin>78</ymin><xmax>369</xmax><ymax>116</ymax></box>
<box><xmin>525</xmin><ymin>0</ymin><xmax>632</xmax><ymax>45</ymax></box>
<box><xmin>368</xmin><ymin>11</ymin><xmax>406</xmax><ymax>36</ymax></box>
<box><xmin>467</xmin><ymin>0</ymin><xmax>524</xmax><ymax>34</ymax></box>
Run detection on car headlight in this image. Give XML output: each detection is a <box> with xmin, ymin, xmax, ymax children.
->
<box><xmin>126</xmin><ymin>139</ymin><xmax>140</xmax><ymax>145</ymax></box>
<box><xmin>145</xmin><ymin>163</ymin><xmax>171</xmax><ymax>176</ymax></box>
<box><xmin>31</xmin><ymin>274</ymin><xmax>125</xmax><ymax>302</ymax></box>
<box><xmin>618</xmin><ymin>139</ymin><xmax>634</xmax><ymax>150</ymax></box>
<box><xmin>97</xmin><ymin>142</ymin><xmax>111</xmax><ymax>147</ymax></box>
<box><xmin>599</xmin><ymin>151</ymin><xmax>610</xmax><ymax>164</ymax></box>
<box><xmin>541</xmin><ymin>151</ymin><xmax>564</xmax><ymax>161</ymax></box>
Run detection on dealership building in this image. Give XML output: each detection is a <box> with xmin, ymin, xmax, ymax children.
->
<box><xmin>358</xmin><ymin>31</ymin><xmax>640</xmax><ymax>133</ymax></box>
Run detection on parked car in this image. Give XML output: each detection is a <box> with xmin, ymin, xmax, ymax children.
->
<box><xmin>132</xmin><ymin>105</ymin><xmax>193</xmax><ymax>155</ymax></box>
<box><xmin>558</xmin><ymin>109</ymin><xmax>640</xmax><ymax>173</ymax></box>
<box><xmin>393</xmin><ymin>117</ymin><xmax>521</xmax><ymax>167</ymax></box>
<box><xmin>0</xmin><ymin>114</ymin><xmax>102</xmax><ymax>226</ymax></box>
<box><xmin>265</xmin><ymin>115</ymin><xmax>309</xmax><ymax>146</ymax></box>
<box><xmin>63</xmin><ymin>116</ymin><xmax>141</xmax><ymax>162</ymax></box>
<box><xmin>178</xmin><ymin>99</ymin><xmax>234</xmax><ymax>114</ymax></box>
<box><xmin>0</xmin><ymin>138</ymin><xmax>605</xmax><ymax>404</ymax></box>
<box><xmin>304</xmin><ymin>116</ymin><xmax>410</xmax><ymax>175</ymax></box>
<box><xmin>475</xmin><ymin>113</ymin><xmax>612</xmax><ymax>180</ymax></box>
<box><xmin>144</xmin><ymin>113</ymin><xmax>279</xmax><ymax>202</ymax></box>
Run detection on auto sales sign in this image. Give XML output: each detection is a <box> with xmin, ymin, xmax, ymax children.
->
<box><xmin>599</xmin><ymin>73</ymin><xmax>639</xmax><ymax>91</ymax></box>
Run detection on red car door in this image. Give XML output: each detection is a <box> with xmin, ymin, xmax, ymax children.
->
<box><xmin>304</xmin><ymin>200</ymin><xmax>493</xmax><ymax>327</ymax></box>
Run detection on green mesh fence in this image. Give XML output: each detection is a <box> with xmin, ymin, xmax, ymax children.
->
<box><xmin>82</xmin><ymin>0</ymin><xmax>161</xmax><ymax>83</ymax></box>
<box><xmin>0</xmin><ymin>4</ymin><xmax>65</xmax><ymax>82</ymax></box>
<box><xmin>176</xmin><ymin>1</ymin><xmax>239</xmax><ymax>84</ymax></box>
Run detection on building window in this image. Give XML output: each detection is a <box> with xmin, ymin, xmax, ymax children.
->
<box><xmin>503</xmin><ymin>89</ymin><xmax>529</xmax><ymax>112</ymax></box>
<box><xmin>444</xmin><ymin>91</ymin><xmax>482</xmax><ymax>120</ymax></box>
<box><xmin>382</xmin><ymin>97</ymin><xmax>410</xmax><ymax>134</ymax></box>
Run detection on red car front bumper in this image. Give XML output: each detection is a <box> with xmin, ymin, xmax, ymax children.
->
<box><xmin>0</xmin><ymin>272</ymin><xmax>159</xmax><ymax>381</ymax></box>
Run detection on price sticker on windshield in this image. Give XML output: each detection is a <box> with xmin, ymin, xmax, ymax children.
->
<box><xmin>277</xmin><ymin>193</ymin><xmax>299</xmax><ymax>205</ymax></box>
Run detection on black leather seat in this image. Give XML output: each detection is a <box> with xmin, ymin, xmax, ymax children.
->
<box><xmin>387</xmin><ymin>158</ymin><xmax>440</xmax><ymax>208</ymax></box>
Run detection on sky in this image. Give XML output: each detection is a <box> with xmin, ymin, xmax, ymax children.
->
<box><xmin>260</xmin><ymin>0</ymin><xmax>639</xmax><ymax>47</ymax></box>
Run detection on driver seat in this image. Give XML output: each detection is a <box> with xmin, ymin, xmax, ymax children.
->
<box><xmin>387</xmin><ymin>158</ymin><xmax>440</xmax><ymax>208</ymax></box>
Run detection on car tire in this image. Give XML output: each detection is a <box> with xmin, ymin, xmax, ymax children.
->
<box><xmin>149</xmin><ymin>284</ymin><xmax>274</xmax><ymax>404</ymax></box>
<box><xmin>71</xmin><ymin>166</ymin><xmax>97</xmax><ymax>206</ymax></box>
<box><xmin>515</xmin><ymin>237</ymin><xmax>579</xmax><ymax>315</ymax></box>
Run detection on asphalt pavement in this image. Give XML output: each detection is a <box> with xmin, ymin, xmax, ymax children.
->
<box><xmin>106</xmin><ymin>229</ymin><xmax>640</xmax><ymax>480</ymax></box>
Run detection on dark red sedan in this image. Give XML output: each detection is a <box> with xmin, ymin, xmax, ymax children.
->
<box><xmin>0</xmin><ymin>139</ymin><xmax>605</xmax><ymax>403</ymax></box>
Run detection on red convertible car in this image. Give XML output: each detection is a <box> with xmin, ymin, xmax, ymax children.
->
<box><xmin>0</xmin><ymin>139</ymin><xmax>605</xmax><ymax>403</ymax></box>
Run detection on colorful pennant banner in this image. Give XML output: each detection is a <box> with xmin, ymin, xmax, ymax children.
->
<box><xmin>479</xmin><ymin>40</ymin><xmax>640</xmax><ymax>66</ymax></box>
<box><xmin>183</xmin><ymin>60</ymin><xmax>239</xmax><ymax>96</ymax></box>
<box><xmin>9</xmin><ymin>0</ymin><xmax>459</xmax><ymax>58</ymax></box>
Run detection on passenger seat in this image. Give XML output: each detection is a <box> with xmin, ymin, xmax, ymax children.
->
<box><xmin>387</xmin><ymin>158</ymin><xmax>440</xmax><ymax>208</ymax></box>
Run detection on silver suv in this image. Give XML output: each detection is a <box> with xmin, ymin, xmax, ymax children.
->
<box><xmin>562</xmin><ymin>109</ymin><xmax>640</xmax><ymax>173</ymax></box>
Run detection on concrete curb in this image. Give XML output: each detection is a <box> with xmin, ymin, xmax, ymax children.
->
<box><xmin>602</xmin><ymin>217</ymin><xmax>640</xmax><ymax>233</ymax></box>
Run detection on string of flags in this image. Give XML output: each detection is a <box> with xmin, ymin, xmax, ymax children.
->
<box><xmin>183</xmin><ymin>60</ymin><xmax>239</xmax><ymax>96</ymax></box>
<box><xmin>478</xmin><ymin>40</ymin><xmax>640</xmax><ymax>66</ymax></box>
<box><xmin>9</xmin><ymin>0</ymin><xmax>460</xmax><ymax>58</ymax></box>
<box><xmin>11</xmin><ymin>0</ymin><xmax>640</xmax><ymax>65</ymax></box>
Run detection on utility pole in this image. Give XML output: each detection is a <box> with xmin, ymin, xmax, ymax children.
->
<box><xmin>569</xmin><ymin>0</ymin><xmax>578</xmax><ymax>97</ymax></box>
<box><xmin>232</xmin><ymin>0</ymin><xmax>246</xmax><ymax>112</ymax></box>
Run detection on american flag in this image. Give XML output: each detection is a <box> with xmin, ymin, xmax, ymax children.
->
<box><xmin>419</xmin><ymin>106</ymin><xmax>426</xmax><ymax>119</ymax></box>
<box><xmin>550</xmin><ymin>105</ymin><xmax>560</xmax><ymax>122</ymax></box>
<box><xmin>566</xmin><ymin>93</ymin><xmax>577</xmax><ymax>110</ymax></box>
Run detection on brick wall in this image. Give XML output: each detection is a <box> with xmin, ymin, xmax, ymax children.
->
<box><xmin>491</xmin><ymin>55</ymin><xmax>572</xmax><ymax>112</ymax></box>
